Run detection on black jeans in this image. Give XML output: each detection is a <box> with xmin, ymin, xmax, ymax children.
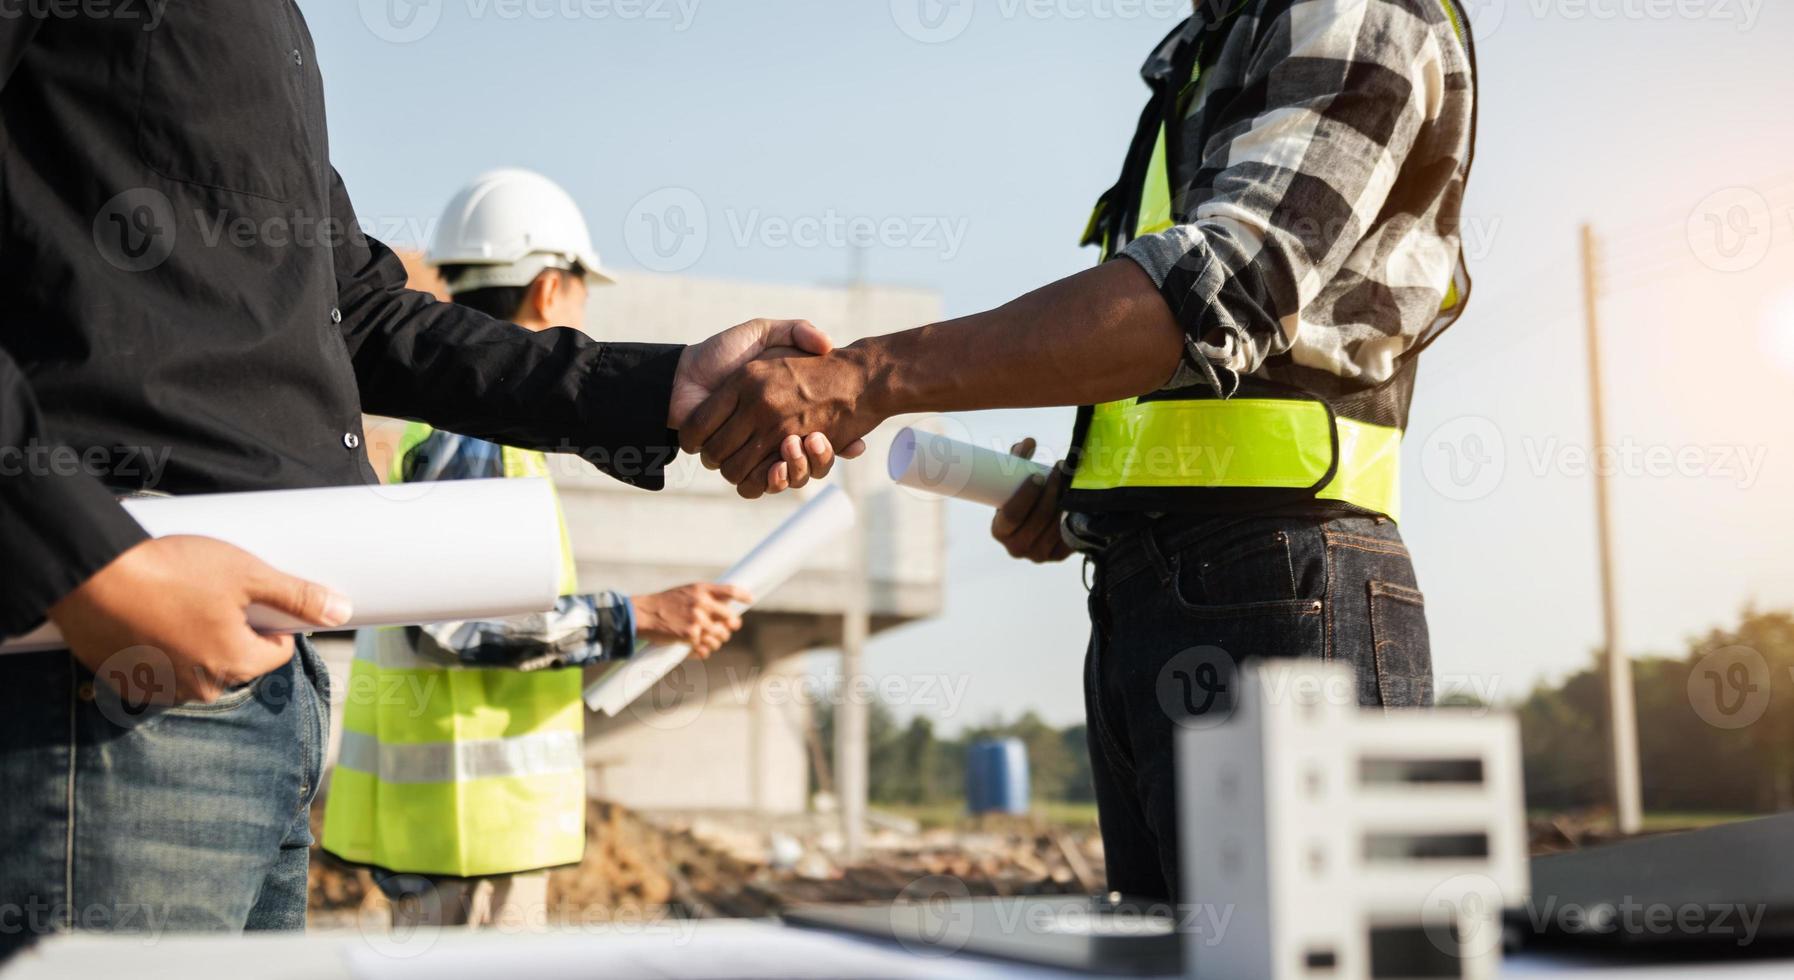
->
<box><xmin>1082</xmin><ymin>514</ymin><xmax>1432</xmax><ymax>902</ymax></box>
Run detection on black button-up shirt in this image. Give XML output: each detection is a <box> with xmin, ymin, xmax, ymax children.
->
<box><xmin>0</xmin><ymin>2</ymin><xmax>683</xmax><ymax>636</ymax></box>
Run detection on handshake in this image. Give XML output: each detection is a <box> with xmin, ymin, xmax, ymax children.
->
<box><xmin>668</xmin><ymin>317</ymin><xmax>884</xmax><ymax>499</ymax></box>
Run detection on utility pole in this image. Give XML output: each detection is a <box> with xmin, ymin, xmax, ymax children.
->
<box><xmin>834</xmin><ymin>245</ymin><xmax>872</xmax><ymax>860</ymax></box>
<box><xmin>1581</xmin><ymin>224</ymin><xmax>1643</xmax><ymax>836</ymax></box>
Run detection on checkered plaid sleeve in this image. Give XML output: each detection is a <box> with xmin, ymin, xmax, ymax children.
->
<box><xmin>1120</xmin><ymin>0</ymin><xmax>1472</xmax><ymax>395</ymax></box>
<box><xmin>410</xmin><ymin>590</ymin><xmax>637</xmax><ymax>670</ymax></box>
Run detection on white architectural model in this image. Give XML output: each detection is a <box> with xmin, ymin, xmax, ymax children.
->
<box><xmin>1178</xmin><ymin>662</ymin><xmax>1527</xmax><ymax>980</ymax></box>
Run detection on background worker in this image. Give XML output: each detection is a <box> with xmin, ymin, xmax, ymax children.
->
<box><xmin>680</xmin><ymin>0</ymin><xmax>1478</xmax><ymax>902</ymax></box>
<box><xmin>0</xmin><ymin>6</ymin><xmax>849</xmax><ymax>947</ymax></box>
<box><xmin>321</xmin><ymin>170</ymin><xmax>749</xmax><ymax>929</ymax></box>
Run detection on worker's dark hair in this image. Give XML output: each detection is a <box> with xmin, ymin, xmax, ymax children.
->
<box><xmin>438</xmin><ymin>265</ymin><xmax>581</xmax><ymax>321</ymax></box>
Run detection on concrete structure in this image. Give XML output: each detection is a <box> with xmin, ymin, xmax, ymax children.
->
<box><xmin>1178</xmin><ymin>662</ymin><xmax>1528</xmax><ymax>980</ymax></box>
<box><xmin>341</xmin><ymin>266</ymin><xmax>947</xmax><ymax>818</ymax></box>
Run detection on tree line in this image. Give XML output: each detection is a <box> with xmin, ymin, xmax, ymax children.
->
<box><xmin>815</xmin><ymin>606</ymin><xmax>1794</xmax><ymax>818</ymax></box>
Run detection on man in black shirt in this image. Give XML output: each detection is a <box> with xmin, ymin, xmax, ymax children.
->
<box><xmin>0</xmin><ymin>2</ymin><xmax>846</xmax><ymax>944</ymax></box>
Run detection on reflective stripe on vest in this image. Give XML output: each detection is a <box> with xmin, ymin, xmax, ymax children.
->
<box><xmin>319</xmin><ymin>423</ymin><xmax>587</xmax><ymax>878</ymax></box>
<box><xmin>1071</xmin><ymin>1</ymin><xmax>1474</xmax><ymax>523</ymax></box>
<box><xmin>337</xmin><ymin>729</ymin><xmax>584</xmax><ymax>785</ymax></box>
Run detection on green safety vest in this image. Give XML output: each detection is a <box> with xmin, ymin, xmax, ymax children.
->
<box><xmin>1065</xmin><ymin>0</ymin><xmax>1477</xmax><ymax>523</ymax></box>
<box><xmin>320</xmin><ymin>423</ymin><xmax>587</xmax><ymax>878</ymax></box>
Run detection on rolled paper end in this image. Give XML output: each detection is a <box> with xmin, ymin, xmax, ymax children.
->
<box><xmin>888</xmin><ymin>426</ymin><xmax>920</xmax><ymax>483</ymax></box>
<box><xmin>886</xmin><ymin>426</ymin><xmax>1048</xmax><ymax>508</ymax></box>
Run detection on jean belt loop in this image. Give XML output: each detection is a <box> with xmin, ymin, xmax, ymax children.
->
<box><xmin>1141</xmin><ymin>528</ymin><xmax>1176</xmax><ymax>588</ymax></box>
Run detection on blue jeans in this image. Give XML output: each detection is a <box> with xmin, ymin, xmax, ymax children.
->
<box><xmin>0</xmin><ymin>638</ymin><xmax>329</xmax><ymax>956</ymax></box>
<box><xmin>1082</xmin><ymin>514</ymin><xmax>1433</xmax><ymax>903</ymax></box>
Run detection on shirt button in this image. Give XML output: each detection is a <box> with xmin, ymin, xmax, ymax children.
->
<box><xmin>343</xmin><ymin>432</ymin><xmax>362</xmax><ymax>451</ymax></box>
<box><xmin>77</xmin><ymin>682</ymin><xmax>96</xmax><ymax>702</ymax></box>
<box><xmin>330</xmin><ymin>307</ymin><xmax>343</xmax><ymax>324</ymax></box>
<box><xmin>292</xmin><ymin>49</ymin><xmax>304</xmax><ymax>67</ymax></box>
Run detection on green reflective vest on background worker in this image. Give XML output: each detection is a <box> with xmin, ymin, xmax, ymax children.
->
<box><xmin>1065</xmin><ymin>0</ymin><xmax>1477</xmax><ymax>523</ymax></box>
<box><xmin>321</xmin><ymin>423</ymin><xmax>587</xmax><ymax>879</ymax></box>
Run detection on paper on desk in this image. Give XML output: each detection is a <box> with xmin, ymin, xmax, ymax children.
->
<box><xmin>887</xmin><ymin>426</ymin><xmax>1051</xmax><ymax>509</ymax></box>
<box><xmin>1</xmin><ymin>479</ymin><xmax>563</xmax><ymax>654</ymax></box>
<box><xmin>584</xmin><ymin>484</ymin><xmax>857</xmax><ymax>715</ymax></box>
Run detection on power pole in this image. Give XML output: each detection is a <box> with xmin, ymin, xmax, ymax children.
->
<box><xmin>835</xmin><ymin>245</ymin><xmax>872</xmax><ymax>860</ymax></box>
<box><xmin>1581</xmin><ymin>224</ymin><xmax>1643</xmax><ymax>836</ymax></box>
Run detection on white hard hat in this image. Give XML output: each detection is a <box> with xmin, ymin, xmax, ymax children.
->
<box><xmin>427</xmin><ymin>168</ymin><xmax>615</xmax><ymax>294</ymax></box>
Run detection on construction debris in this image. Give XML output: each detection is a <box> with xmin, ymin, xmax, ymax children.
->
<box><xmin>309</xmin><ymin>799</ymin><xmax>1106</xmax><ymax>927</ymax></box>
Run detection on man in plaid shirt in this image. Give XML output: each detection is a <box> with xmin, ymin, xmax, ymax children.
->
<box><xmin>682</xmin><ymin>0</ymin><xmax>1477</xmax><ymax>899</ymax></box>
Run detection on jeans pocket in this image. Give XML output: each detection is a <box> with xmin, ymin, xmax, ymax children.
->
<box><xmin>159</xmin><ymin>681</ymin><xmax>261</xmax><ymax>716</ymax></box>
<box><xmin>1368</xmin><ymin>581</ymin><xmax>1433</xmax><ymax>707</ymax></box>
<box><xmin>1180</xmin><ymin>530</ymin><xmax>1302</xmax><ymax>608</ymax></box>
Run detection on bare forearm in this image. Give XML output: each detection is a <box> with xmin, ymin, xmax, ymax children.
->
<box><xmin>854</xmin><ymin>259</ymin><xmax>1184</xmax><ymax>420</ymax></box>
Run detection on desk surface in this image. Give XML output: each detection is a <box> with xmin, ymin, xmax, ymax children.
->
<box><xmin>4</xmin><ymin>922</ymin><xmax>1792</xmax><ymax>980</ymax></box>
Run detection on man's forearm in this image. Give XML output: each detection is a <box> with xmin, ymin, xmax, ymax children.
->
<box><xmin>853</xmin><ymin>259</ymin><xmax>1185</xmax><ymax>420</ymax></box>
<box><xmin>680</xmin><ymin>261</ymin><xmax>1187</xmax><ymax>492</ymax></box>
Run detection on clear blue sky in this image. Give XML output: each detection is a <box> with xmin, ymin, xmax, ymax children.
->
<box><xmin>306</xmin><ymin>0</ymin><xmax>1794</xmax><ymax>731</ymax></box>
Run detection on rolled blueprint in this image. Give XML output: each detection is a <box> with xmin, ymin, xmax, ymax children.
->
<box><xmin>2</xmin><ymin>479</ymin><xmax>563</xmax><ymax>654</ymax></box>
<box><xmin>887</xmin><ymin>426</ymin><xmax>1051</xmax><ymax>508</ymax></box>
<box><xmin>584</xmin><ymin>484</ymin><xmax>858</xmax><ymax>715</ymax></box>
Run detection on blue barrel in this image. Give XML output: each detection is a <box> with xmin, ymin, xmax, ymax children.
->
<box><xmin>966</xmin><ymin>738</ymin><xmax>1030</xmax><ymax>815</ymax></box>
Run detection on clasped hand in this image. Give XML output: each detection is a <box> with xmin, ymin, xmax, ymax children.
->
<box><xmin>673</xmin><ymin>319</ymin><xmax>877</xmax><ymax>499</ymax></box>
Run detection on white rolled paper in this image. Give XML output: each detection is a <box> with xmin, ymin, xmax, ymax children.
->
<box><xmin>2</xmin><ymin>479</ymin><xmax>564</xmax><ymax>654</ymax></box>
<box><xmin>886</xmin><ymin>426</ymin><xmax>1052</xmax><ymax>508</ymax></box>
<box><xmin>584</xmin><ymin>484</ymin><xmax>858</xmax><ymax>715</ymax></box>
